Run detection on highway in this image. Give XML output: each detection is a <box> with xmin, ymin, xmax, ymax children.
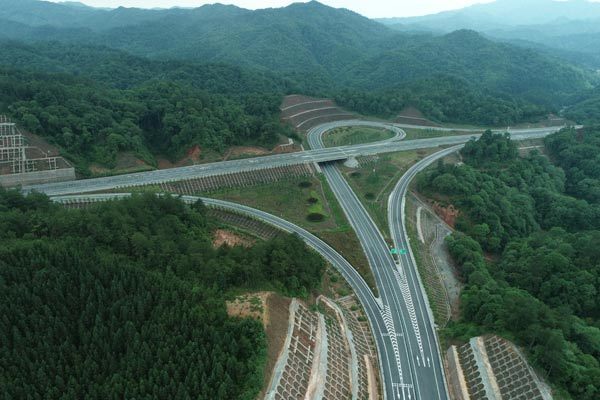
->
<box><xmin>309</xmin><ymin>123</ymin><xmax>435</xmax><ymax>400</ymax></box>
<box><xmin>307</xmin><ymin>123</ymin><xmax>561</xmax><ymax>400</ymax></box>
<box><xmin>35</xmin><ymin>121</ymin><xmax>565</xmax><ymax>400</ymax></box>
<box><xmin>22</xmin><ymin>121</ymin><xmax>562</xmax><ymax>197</ymax></box>
<box><xmin>50</xmin><ymin>193</ymin><xmax>397</xmax><ymax>400</ymax></box>
<box><xmin>387</xmin><ymin>146</ymin><xmax>465</xmax><ymax>400</ymax></box>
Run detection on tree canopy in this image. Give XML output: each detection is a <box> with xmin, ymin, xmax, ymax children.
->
<box><xmin>334</xmin><ymin>77</ymin><xmax>548</xmax><ymax>126</ymax></box>
<box><xmin>419</xmin><ymin>129</ymin><xmax>600</xmax><ymax>399</ymax></box>
<box><xmin>0</xmin><ymin>67</ymin><xmax>291</xmax><ymax>174</ymax></box>
<box><xmin>0</xmin><ymin>190</ymin><xmax>324</xmax><ymax>399</ymax></box>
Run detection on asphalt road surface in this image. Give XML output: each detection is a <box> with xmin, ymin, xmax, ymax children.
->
<box><xmin>22</xmin><ymin>121</ymin><xmax>563</xmax><ymax>197</ymax></box>
<box><xmin>309</xmin><ymin>122</ymin><xmax>434</xmax><ymax>400</ymax></box>
<box><xmin>51</xmin><ymin>192</ymin><xmax>396</xmax><ymax>400</ymax></box>
<box><xmin>42</xmin><ymin>121</ymin><xmax>566</xmax><ymax>400</ymax></box>
<box><xmin>387</xmin><ymin>146</ymin><xmax>465</xmax><ymax>400</ymax></box>
<box><xmin>307</xmin><ymin>122</ymin><xmax>563</xmax><ymax>400</ymax></box>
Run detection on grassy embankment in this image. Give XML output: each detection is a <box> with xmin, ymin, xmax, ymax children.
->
<box><xmin>402</xmin><ymin>128</ymin><xmax>478</xmax><ymax>140</ymax></box>
<box><xmin>322</xmin><ymin>126</ymin><xmax>395</xmax><ymax>147</ymax></box>
<box><xmin>206</xmin><ymin>176</ymin><xmax>377</xmax><ymax>293</ymax></box>
<box><xmin>339</xmin><ymin>149</ymin><xmax>440</xmax><ymax>237</ymax></box>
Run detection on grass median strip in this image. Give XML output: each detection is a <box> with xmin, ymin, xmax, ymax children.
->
<box><xmin>340</xmin><ymin>148</ymin><xmax>439</xmax><ymax>236</ymax></box>
<box><xmin>323</xmin><ymin>126</ymin><xmax>395</xmax><ymax>147</ymax></box>
<box><xmin>206</xmin><ymin>176</ymin><xmax>335</xmax><ymax>230</ymax></box>
<box><xmin>402</xmin><ymin>128</ymin><xmax>478</xmax><ymax>141</ymax></box>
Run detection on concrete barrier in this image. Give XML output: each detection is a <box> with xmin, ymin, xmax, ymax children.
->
<box><xmin>0</xmin><ymin>168</ymin><xmax>75</xmax><ymax>187</ymax></box>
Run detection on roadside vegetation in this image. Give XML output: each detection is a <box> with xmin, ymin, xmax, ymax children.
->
<box><xmin>416</xmin><ymin>129</ymin><xmax>600</xmax><ymax>399</ymax></box>
<box><xmin>402</xmin><ymin>128</ymin><xmax>478</xmax><ymax>140</ymax></box>
<box><xmin>206</xmin><ymin>175</ymin><xmax>376</xmax><ymax>292</ymax></box>
<box><xmin>340</xmin><ymin>149</ymin><xmax>439</xmax><ymax>236</ymax></box>
<box><xmin>404</xmin><ymin>196</ymin><xmax>455</xmax><ymax>327</ymax></box>
<box><xmin>207</xmin><ymin>177</ymin><xmax>334</xmax><ymax>230</ymax></box>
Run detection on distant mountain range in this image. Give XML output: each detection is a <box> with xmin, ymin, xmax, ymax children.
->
<box><xmin>0</xmin><ymin>0</ymin><xmax>594</xmax><ymax>108</ymax></box>
<box><xmin>0</xmin><ymin>0</ymin><xmax>598</xmax><ymax>164</ymax></box>
<box><xmin>378</xmin><ymin>0</ymin><xmax>600</xmax><ymax>68</ymax></box>
<box><xmin>379</xmin><ymin>0</ymin><xmax>600</xmax><ymax>30</ymax></box>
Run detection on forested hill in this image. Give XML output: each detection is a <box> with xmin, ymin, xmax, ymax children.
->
<box><xmin>95</xmin><ymin>1</ymin><xmax>391</xmax><ymax>75</ymax></box>
<box><xmin>377</xmin><ymin>0</ymin><xmax>600</xmax><ymax>69</ymax></box>
<box><xmin>379</xmin><ymin>0</ymin><xmax>600</xmax><ymax>32</ymax></box>
<box><xmin>416</xmin><ymin>129</ymin><xmax>600</xmax><ymax>399</ymax></box>
<box><xmin>0</xmin><ymin>40</ymin><xmax>552</xmax><ymax>172</ymax></box>
<box><xmin>0</xmin><ymin>191</ymin><xmax>324</xmax><ymax>398</ymax></box>
<box><xmin>565</xmin><ymin>87</ymin><xmax>600</xmax><ymax>124</ymax></box>
<box><xmin>0</xmin><ymin>1</ymin><xmax>597</xmax><ymax>172</ymax></box>
<box><xmin>0</xmin><ymin>41</ymin><xmax>306</xmax><ymax>174</ymax></box>
<box><xmin>0</xmin><ymin>1</ymin><xmax>594</xmax><ymax>106</ymax></box>
<box><xmin>0</xmin><ymin>66</ymin><xmax>295</xmax><ymax>175</ymax></box>
<box><xmin>0</xmin><ymin>40</ymin><xmax>298</xmax><ymax>93</ymax></box>
<box><xmin>0</xmin><ymin>1</ymin><xmax>392</xmax><ymax>74</ymax></box>
<box><xmin>341</xmin><ymin>30</ymin><xmax>592</xmax><ymax>107</ymax></box>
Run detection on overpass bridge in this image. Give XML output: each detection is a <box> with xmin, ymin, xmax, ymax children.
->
<box><xmin>22</xmin><ymin>121</ymin><xmax>562</xmax><ymax>197</ymax></box>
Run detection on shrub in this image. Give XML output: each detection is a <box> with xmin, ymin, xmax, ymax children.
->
<box><xmin>306</xmin><ymin>213</ymin><xmax>325</xmax><ymax>222</ymax></box>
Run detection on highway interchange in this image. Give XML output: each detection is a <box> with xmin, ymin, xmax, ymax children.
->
<box><xmin>36</xmin><ymin>120</ymin><xmax>565</xmax><ymax>400</ymax></box>
<box><xmin>309</xmin><ymin>122</ymin><xmax>450</xmax><ymax>400</ymax></box>
<box><xmin>23</xmin><ymin>121</ymin><xmax>557</xmax><ymax>197</ymax></box>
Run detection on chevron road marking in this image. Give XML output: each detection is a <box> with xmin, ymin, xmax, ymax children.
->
<box><xmin>392</xmin><ymin>265</ymin><xmax>425</xmax><ymax>362</ymax></box>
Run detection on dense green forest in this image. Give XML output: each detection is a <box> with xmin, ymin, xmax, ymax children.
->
<box><xmin>0</xmin><ymin>38</ymin><xmax>570</xmax><ymax>173</ymax></box>
<box><xmin>1</xmin><ymin>2</ymin><xmax>597</xmax><ymax>94</ymax></box>
<box><xmin>0</xmin><ymin>40</ymin><xmax>305</xmax><ymax>174</ymax></box>
<box><xmin>340</xmin><ymin>29</ymin><xmax>592</xmax><ymax>107</ymax></box>
<box><xmin>0</xmin><ymin>1</ymin><xmax>592</xmax><ymax>108</ymax></box>
<box><xmin>0</xmin><ymin>1</ymin><xmax>598</xmax><ymax>173</ymax></box>
<box><xmin>545</xmin><ymin>127</ymin><xmax>600</xmax><ymax>202</ymax></box>
<box><xmin>334</xmin><ymin>76</ymin><xmax>548</xmax><ymax>126</ymax></box>
<box><xmin>0</xmin><ymin>40</ymin><xmax>298</xmax><ymax>93</ymax></box>
<box><xmin>0</xmin><ymin>191</ymin><xmax>324</xmax><ymax>398</ymax></box>
<box><xmin>417</xmin><ymin>129</ymin><xmax>600</xmax><ymax>399</ymax></box>
<box><xmin>564</xmin><ymin>88</ymin><xmax>600</xmax><ymax>125</ymax></box>
<box><xmin>379</xmin><ymin>0</ymin><xmax>600</xmax><ymax>71</ymax></box>
<box><xmin>0</xmin><ymin>66</ymin><xmax>293</xmax><ymax>174</ymax></box>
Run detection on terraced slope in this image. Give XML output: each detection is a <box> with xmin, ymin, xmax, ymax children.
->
<box><xmin>281</xmin><ymin>95</ymin><xmax>355</xmax><ymax>131</ymax></box>
<box><xmin>447</xmin><ymin>335</ymin><xmax>551</xmax><ymax>400</ymax></box>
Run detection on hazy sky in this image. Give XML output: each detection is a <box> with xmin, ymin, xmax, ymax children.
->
<box><xmin>51</xmin><ymin>0</ymin><xmax>497</xmax><ymax>18</ymax></box>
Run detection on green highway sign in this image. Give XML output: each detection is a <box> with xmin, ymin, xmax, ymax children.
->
<box><xmin>390</xmin><ymin>248</ymin><xmax>407</xmax><ymax>255</ymax></box>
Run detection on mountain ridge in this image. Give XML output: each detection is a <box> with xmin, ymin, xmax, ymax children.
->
<box><xmin>378</xmin><ymin>0</ymin><xmax>600</xmax><ymax>67</ymax></box>
<box><xmin>0</xmin><ymin>1</ymin><xmax>596</xmax><ymax>112</ymax></box>
<box><xmin>380</xmin><ymin>0</ymin><xmax>600</xmax><ymax>29</ymax></box>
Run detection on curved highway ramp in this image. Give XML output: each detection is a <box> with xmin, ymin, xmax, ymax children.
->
<box><xmin>44</xmin><ymin>120</ymin><xmax>565</xmax><ymax>400</ymax></box>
